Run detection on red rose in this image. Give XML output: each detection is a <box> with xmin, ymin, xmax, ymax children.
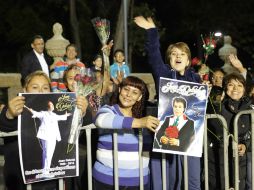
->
<box><xmin>74</xmin><ymin>74</ymin><xmax>81</xmax><ymax>81</ymax></box>
<box><xmin>165</xmin><ymin>126</ymin><xmax>179</xmax><ymax>138</ymax></box>
<box><xmin>205</xmin><ymin>37</ymin><xmax>216</xmax><ymax>48</ymax></box>
<box><xmin>96</xmin><ymin>21</ymin><xmax>102</xmax><ymax>27</ymax></box>
<box><xmin>191</xmin><ymin>57</ymin><xmax>202</xmax><ymax>66</ymax></box>
<box><xmin>203</xmin><ymin>74</ymin><xmax>209</xmax><ymax>81</ymax></box>
<box><xmin>82</xmin><ymin>76</ymin><xmax>92</xmax><ymax>85</ymax></box>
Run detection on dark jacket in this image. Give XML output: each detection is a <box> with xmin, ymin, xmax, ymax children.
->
<box><xmin>20</xmin><ymin>50</ymin><xmax>52</xmax><ymax>83</ymax></box>
<box><xmin>207</xmin><ymin>95</ymin><xmax>252</xmax><ymax>147</ymax></box>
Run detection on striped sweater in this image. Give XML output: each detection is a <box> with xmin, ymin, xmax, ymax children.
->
<box><xmin>51</xmin><ymin>60</ymin><xmax>85</xmax><ymax>92</ymax></box>
<box><xmin>93</xmin><ymin>104</ymin><xmax>151</xmax><ymax>186</ymax></box>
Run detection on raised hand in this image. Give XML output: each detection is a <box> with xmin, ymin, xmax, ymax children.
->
<box><xmin>228</xmin><ymin>54</ymin><xmax>246</xmax><ymax>73</ymax></box>
<box><xmin>134</xmin><ymin>16</ymin><xmax>156</xmax><ymax>30</ymax></box>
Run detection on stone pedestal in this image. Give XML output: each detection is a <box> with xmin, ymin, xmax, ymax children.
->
<box><xmin>218</xmin><ymin>35</ymin><xmax>238</xmax><ymax>74</ymax></box>
<box><xmin>0</xmin><ymin>73</ymin><xmax>22</xmax><ymax>101</ymax></box>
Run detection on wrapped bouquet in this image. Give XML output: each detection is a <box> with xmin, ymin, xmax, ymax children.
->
<box><xmin>91</xmin><ymin>17</ymin><xmax>111</xmax><ymax>74</ymax></box>
<box><xmin>67</xmin><ymin>68</ymin><xmax>99</xmax><ymax>151</ymax></box>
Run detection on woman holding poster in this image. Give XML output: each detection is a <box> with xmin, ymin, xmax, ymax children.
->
<box><xmin>134</xmin><ymin>16</ymin><xmax>202</xmax><ymax>190</ymax></box>
<box><xmin>0</xmin><ymin>71</ymin><xmax>87</xmax><ymax>190</ymax></box>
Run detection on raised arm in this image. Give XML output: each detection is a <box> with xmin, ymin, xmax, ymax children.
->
<box><xmin>228</xmin><ymin>54</ymin><xmax>247</xmax><ymax>78</ymax></box>
<box><xmin>134</xmin><ymin>16</ymin><xmax>156</xmax><ymax>30</ymax></box>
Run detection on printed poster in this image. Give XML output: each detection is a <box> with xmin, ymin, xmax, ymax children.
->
<box><xmin>153</xmin><ymin>77</ymin><xmax>208</xmax><ymax>157</ymax></box>
<box><xmin>18</xmin><ymin>92</ymin><xmax>79</xmax><ymax>183</ymax></box>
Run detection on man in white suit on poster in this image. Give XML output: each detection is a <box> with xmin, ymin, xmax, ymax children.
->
<box><xmin>28</xmin><ymin>101</ymin><xmax>71</xmax><ymax>176</ymax></box>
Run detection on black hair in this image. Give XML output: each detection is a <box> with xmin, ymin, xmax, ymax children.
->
<box><xmin>31</xmin><ymin>35</ymin><xmax>44</xmax><ymax>44</ymax></box>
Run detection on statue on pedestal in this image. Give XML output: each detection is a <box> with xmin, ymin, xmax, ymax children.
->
<box><xmin>218</xmin><ymin>36</ymin><xmax>238</xmax><ymax>74</ymax></box>
<box><xmin>45</xmin><ymin>23</ymin><xmax>70</xmax><ymax>72</ymax></box>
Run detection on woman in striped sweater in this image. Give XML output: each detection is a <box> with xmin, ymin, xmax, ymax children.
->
<box><xmin>93</xmin><ymin>76</ymin><xmax>160</xmax><ymax>190</ymax></box>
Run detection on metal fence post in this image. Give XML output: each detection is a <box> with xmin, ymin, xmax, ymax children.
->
<box><xmin>233</xmin><ymin>110</ymin><xmax>254</xmax><ymax>190</ymax></box>
<box><xmin>113</xmin><ymin>131</ymin><xmax>119</xmax><ymax>190</ymax></box>
<box><xmin>205</xmin><ymin>114</ymin><xmax>229</xmax><ymax>190</ymax></box>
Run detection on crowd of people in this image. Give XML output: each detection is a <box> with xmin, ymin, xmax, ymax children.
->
<box><xmin>0</xmin><ymin>15</ymin><xmax>253</xmax><ymax>190</ymax></box>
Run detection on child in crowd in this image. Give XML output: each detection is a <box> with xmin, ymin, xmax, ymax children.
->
<box><xmin>110</xmin><ymin>49</ymin><xmax>130</xmax><ymax>81</ymax></box>
<box><xmin>92</xmin><ymin>76</ymin><xmax>160</xmax><ymax>190</ymax></box>
<box><xmin>51</xmin><ymin>44</ymin><xmax>85</xmax><ymax>92</ymax></box>
<box><xmin>91</xmin><ymin>54</ymin><xmax>103</xmax><ymax>72</ymax></box>
<box><xmin>134</xmin><ymin>16</ymin><xmax>201</xmax><ymax>190</ymax></box>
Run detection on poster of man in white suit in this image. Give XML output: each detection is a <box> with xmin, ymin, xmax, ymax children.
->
<box><xmin>27</xmin><ymin>101</ymin><xmax>71</xmax><ymax>176</ymax></box>
<box><xmin>18</xmin><ymin>93</ymin><xmax>79</xmax><ymax>184</ymax></box>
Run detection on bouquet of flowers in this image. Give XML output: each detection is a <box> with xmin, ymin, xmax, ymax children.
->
<box><xmin>165</xmin><ymin>125</ymin><xmax>179</xmax><ymax>139</ymax></box>
<box><xmin>201</xmin><ymin>32</ymin><xmax>217</xmax><ymax>63</ymax></box>
<box><xmin>91</xmin><ymin>17</ymin><xmax>111</xmax><ymax>74</ymax></box>
<box><xmin>91</xmin><ymin>17</ymin><xmax>110</xmax><ymax>45</ymax></box>
<box><xmin>74</xmin><ymin>68</ymin><xmax>99</xmax><ymax>97</ymax></box>
<box><xmin>67</xmin><ymin>68</ymin><xmax>99</xmax><ymax>150</ymax></box>
<box><xmin>191</xmin><ymin>33</ymin><xmax>218</xmax><ymax>81</ymax></box>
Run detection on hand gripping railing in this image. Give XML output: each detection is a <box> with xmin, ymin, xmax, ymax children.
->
<box><xmin>233</xmin><ymin>109</ymin><xmax>254</xmax><ymax>190</ymax></box>
<box><xmin>204</xmin><ymin>114</ymin><xmax>229</xmax><ymax>190</ymax></box>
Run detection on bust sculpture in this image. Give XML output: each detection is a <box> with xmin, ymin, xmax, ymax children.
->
<box><xmin>218</xmin><ymin>35</ymin><xmax>238</xmax><ymax>74</ymax></box>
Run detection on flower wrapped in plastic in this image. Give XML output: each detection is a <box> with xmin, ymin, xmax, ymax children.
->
<box><xmin>91</xmin><ymin>17</ymin><xmax>110</xmax><ymax>45</ymax></box>
<box><xmin>74</xmin><ymin>68</ymin><xmax>99</xmax><ymax>97</ymax></box>
<box><xmin>67</xmin><ymin>68</ymin><xmax>99</xmax><ymax>151</ymax></box>
<box><xmin>201</xmin><ymin>32</ymin><xmax>217</xmax><ymax>63</ymax></box>
<box><xmin>190</xmin><ymin>33</ymin><xmax>219</xmax><ymax>82</ymax></box>
<box><xmin>91</xmin><ymin>17</ymin><xmax>111</xmax><ymax>74</ymax></box>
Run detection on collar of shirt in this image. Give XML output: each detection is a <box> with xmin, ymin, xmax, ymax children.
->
<box><xmin>33</xmin><ymin>50</ymin><xmax>49</xmax><ymax>77</ymax></box>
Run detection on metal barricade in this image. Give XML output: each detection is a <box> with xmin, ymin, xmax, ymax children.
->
<box><xmin>204</xmin><ymin>114</ymin><xmax>229</xmax><ymax>190</ymax></box>
<box><xmin>112</xmin><ymin>129</ymin><xmax>145</xmax><ymax>190</ymax></box>
<box><xmin>0</xmin><ymin>122</ymin><xmax>147</xmax><ymax>190</ymax></box>
<box><xmin>233</xmin><ymin>110</ymin><xmax>254</xmax><ymax>190</ymax></box>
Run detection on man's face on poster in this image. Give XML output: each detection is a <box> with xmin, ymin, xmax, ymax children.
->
<box><xmin>173</xmin><ymin>101</ymin><xmax>185</xmax><ymax>117</ymax></box>
<box><xmin>48</xmin><ymin>102</ymin><xmax>54</xmax><ymax>111</ymax></box>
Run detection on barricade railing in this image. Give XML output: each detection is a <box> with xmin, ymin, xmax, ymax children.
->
<box><xmin>111</xmin><ymin>129</ymin><xmax>145</xmax><ymax>190</ymax></box>
<box><xmin>2</xmin><ymin>111</ymin><xmax>252</xmax><ymax>190</ymax></box>
<box><xmin>0</xmin><ymin>125</ymin><xmax>146</xmax><ymax>190</ymax></box>
<box><xmin>204</xmin><ymin>114</ymin><xmax>229</xmax><ymax>190</ymax></box>
<box><xmin>233</xmin><ymin>110</ymin><xmax>254</xmax><ymax>190</ymax></box>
